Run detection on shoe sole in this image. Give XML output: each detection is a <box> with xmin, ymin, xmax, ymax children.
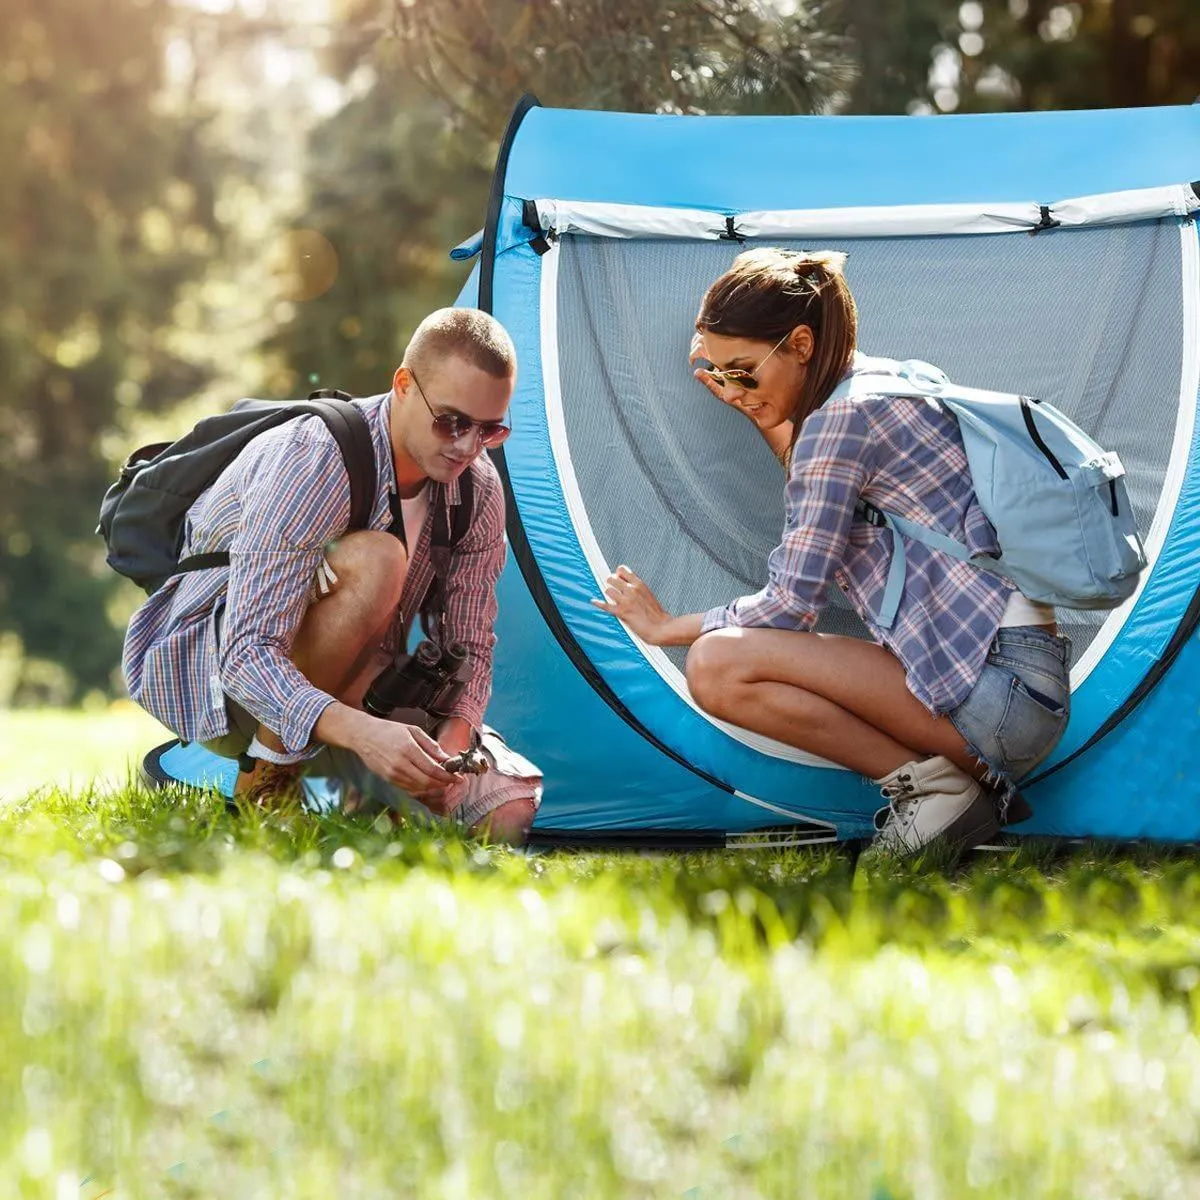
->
<box><xmin>867</xmin><ymin>792</ymin><xmax>1000</xmax><ymax>862</ymax></box>
<box><xmin>935</xmin><ymin>792</ymin><xmax>1001</xmax><ymax>854</ymax></box>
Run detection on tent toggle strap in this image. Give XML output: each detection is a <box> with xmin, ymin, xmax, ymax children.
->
<box><xmin>1029</xmin><ymin>204</ymin><xmax>1062</xmax><ymax>235</ymax></box>
<box><xmin>719</xmin><ymin>215</ymin><xmax>745</xmax><ymax>243</ymax></box>
<box><xmin>521</xmin><ymin>198</ymin><xmax>555</xmax><ymax>256</ymax></box>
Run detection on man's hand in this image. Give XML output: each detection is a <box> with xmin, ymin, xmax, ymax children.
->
<box><xmin>352</xmin><ymin>719</ymin><xmax>458</xmax><ymax>814</ymax></box>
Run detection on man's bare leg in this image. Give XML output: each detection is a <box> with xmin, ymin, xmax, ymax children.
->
<box><xmin>237</xmin><ymin>532</ymin><xmax>408</xmax><ymax>793</ymax></box>
<box><xmin>468</xmin><ymin>798</ymin><xmax>537</xmax><ymax>845</ymax></box>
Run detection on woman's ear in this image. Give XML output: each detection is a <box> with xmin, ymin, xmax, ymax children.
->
<box><xmin>788</xmin><ymin>325</ymin><xmax>815</xmax><ymax>364</ymax></box>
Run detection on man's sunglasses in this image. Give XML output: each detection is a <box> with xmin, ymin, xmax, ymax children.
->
<box><xmin>409</xmin><ymin>367</ymin><xmax>512</xmax><ymax>448</ymax></box>
<box><xmin>701</xmin><ymin>331</ymin><xmax>790</xmax><ymax>392</ymax></box>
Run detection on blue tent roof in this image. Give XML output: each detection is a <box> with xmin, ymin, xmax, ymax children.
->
<box><xmin>505</xmin><ymin>104</ymin><xmax>1200</xmax><ymax>211</ymax></box>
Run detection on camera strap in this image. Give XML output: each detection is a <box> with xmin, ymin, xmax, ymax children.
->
<box><xmin>387</xmin><ymin>468</ymin><xmax>477</xmax><ymax>645</ymax></box>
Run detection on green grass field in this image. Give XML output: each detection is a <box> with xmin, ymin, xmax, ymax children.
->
<box><xmin>4</xmin><ymin>711</ymin><xmax>1200</xmax><ymax>1198</ymax></box>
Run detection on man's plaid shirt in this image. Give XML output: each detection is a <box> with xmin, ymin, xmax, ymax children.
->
<box><xmin>123</xmin><ymin>393</ymin><xmax>506</xmax><ymax>752</ymax></box>
<box><xmin>702</xmin><ymin>356</ymin><xmax>1014</xmax><ymax>715</ymax></box>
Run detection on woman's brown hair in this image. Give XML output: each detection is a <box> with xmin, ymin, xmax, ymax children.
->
<box><xmin>696</xmin><ymin>248</ymin><xmax>858</xmax><ymax>442</ymax></box>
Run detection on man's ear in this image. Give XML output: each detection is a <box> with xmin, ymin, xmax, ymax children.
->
<box><xmin>393</xmin><ymin>365</ymin><xmax>409</xmax><ymax>395</ymax></box>
<box><xmin>788</xmin><ymin>325</ymin><xmax>815</xmax><ymax>364</ymax></box>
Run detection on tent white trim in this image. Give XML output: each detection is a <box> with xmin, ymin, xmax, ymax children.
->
<box><xmin>533</xmin><ymin>183</ymin><xmax>1200</xmax><ymax>241</ymax></box>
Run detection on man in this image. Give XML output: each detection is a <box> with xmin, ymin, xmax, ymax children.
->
<box><xmin>123</xmin><ymin>308</ymin><xmax>538</xmax><ymax>842</ymax></box>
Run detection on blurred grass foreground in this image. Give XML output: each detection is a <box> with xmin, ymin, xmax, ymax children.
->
<box><xmin>4</xmin><ymin>713</ymin><xmax>1200</xmax><ymax>1197</ymax></box>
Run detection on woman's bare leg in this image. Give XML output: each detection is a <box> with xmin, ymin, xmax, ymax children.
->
<box><xmin>685</xmin><ymin>626</ymin><xmax>980</xmax><ymax>780</ymax></box>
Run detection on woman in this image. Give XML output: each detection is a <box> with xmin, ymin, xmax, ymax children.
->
<box><xmin>594</xmin><ymin>248</ymin><xmax>1070</xmax><ymax>857</ymax></box>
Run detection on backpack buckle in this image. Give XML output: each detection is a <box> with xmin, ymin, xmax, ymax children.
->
<box><xmin>856</xmin><ymin>500</ymin><xmax>888</xmax><ymax>528</ymax></box>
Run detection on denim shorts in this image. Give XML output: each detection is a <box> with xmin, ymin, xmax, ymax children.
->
<box><xmin>948</xmin><ymin>626</ymin><xmax>1071</xmax><ymax>813</ymax></box>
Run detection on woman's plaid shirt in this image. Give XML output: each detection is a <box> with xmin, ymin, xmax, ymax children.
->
<box><xmin>701</xmin><ymin>363</ymin><xmax>1014</xmax><ymax>715</ymax></box>
<box><xmin>123</xmin><ymin>393</ymin><xmax>506</xmax><ymax>753</ymax></box>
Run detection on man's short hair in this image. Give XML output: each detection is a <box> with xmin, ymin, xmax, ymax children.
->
<box><xmin>405</xmin><ymin>308</ymin><xmax>517</xmax><ymax>380</ymax></box>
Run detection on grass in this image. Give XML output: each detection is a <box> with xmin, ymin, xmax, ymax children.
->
<box><xmin>0</xmin><ymin>701</ymin><xmax>170</xmax><ymax>803</ymax></box>
<box><xmin>5</xmin><ymin>711</ymin><xmax>1200</xmax><ymax>1197</ymax></box>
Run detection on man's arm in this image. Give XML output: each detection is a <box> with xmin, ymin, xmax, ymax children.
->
<box><xmin>217</xmin><ymin>423</ymin><xmax>354</xmax><ymax>754</ymax></box>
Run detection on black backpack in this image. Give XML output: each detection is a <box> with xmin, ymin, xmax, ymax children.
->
<box><xmin>97</xmin><ymin>390</ymin><xmax>474</xmax><ymax>620</ymax></box>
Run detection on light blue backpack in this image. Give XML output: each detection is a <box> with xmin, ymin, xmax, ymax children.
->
<box><xmin>829</xmin><ymin>356</ymin><xmax>1149</xmax><ymax>629</ymax></box>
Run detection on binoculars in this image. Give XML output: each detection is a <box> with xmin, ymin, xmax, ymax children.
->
<box><xmin>363</xmin><ymin>639</ymin><xmax>473</xmax><ymax>731</ymax></box>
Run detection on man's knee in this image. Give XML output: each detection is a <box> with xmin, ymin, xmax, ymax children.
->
<box><xmin>468</xmin><ymin>797</ymin><xmax>537</xmax><ymax>845</ymax></box>
<box><xmin>323</xmin><ymin>531</ymin><xmax>408</xmax><ymax>604</ymax></box>
<box><xmin>685</xmin><ymin>629</ymin><xmax>743</xmax><ymax>716</ymax></box>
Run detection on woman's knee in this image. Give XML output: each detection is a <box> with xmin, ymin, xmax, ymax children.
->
<box><xmin>685</xmin><ymin>629</ymin><xmax>745</xmax><ymax>716</ymax></box>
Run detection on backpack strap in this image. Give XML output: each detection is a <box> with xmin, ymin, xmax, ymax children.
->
<box><xmin>175</xmin><ymin>396</ymin><xmax>376</xmax><ymax>576</ymax></box>
<box><xmin>855</xmin><ymin>498</ymin><xmax>1010</xmax><ymax>629</ymax></box>
<box><xmin>305</xmin><ymin>392</ymin><xmax>376</xmax><ymax>532</ymax></box>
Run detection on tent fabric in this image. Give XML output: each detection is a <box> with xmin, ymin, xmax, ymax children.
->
<box><xmin>155</xmin><ymin>100</ymin><xmax>1200</xmax><ymax>844</ymax></box>
<box><xmin>482</xmin><ymin>99</ymin><xmax>1200</xmax><ymax>842</ymax></box>
<box><xmin>532</xmin><ymin>183</ymin><xmax>1200</xmax><ymax>240</ymax></box>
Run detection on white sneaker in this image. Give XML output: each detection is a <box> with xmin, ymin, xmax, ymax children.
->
<box><xmin>869</xmin><ymin>756</ymin><xmax>999</xmax><ymax>857</ymax></box>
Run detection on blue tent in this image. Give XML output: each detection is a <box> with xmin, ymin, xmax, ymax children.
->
<box><xmin>157</xmin><ymin>97</ymin><xmax>1200</xmax><ymax>846</ymax></box>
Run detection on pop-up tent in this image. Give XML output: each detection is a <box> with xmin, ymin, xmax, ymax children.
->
<box><xmin>154</xmin><ymin>97</ymin><xmax>1200</xmax><ymax>846</ymax></box>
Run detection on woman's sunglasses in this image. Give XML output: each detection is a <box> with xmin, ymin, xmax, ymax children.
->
<box><xmin>701</xmin><ymin>331</ymin><xmax>790</xmax><ymax>392</ymax></box>
<box><xmin>409</xmin><ymin>367</ymin><xmax>512</xmax><ymax>447</ymax></box>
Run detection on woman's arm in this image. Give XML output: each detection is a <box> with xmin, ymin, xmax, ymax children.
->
<box><xmin>703</xmin><ymin>401</ymin><xmax>876</xmax><ymax>633</ymax></box>
<box><xmin>591</xmin><ymin>565</ymin><xmax>704</xmax><ymax>647</ymax></box>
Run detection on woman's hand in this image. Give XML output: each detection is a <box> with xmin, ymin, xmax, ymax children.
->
<box><xmin>592</xmin><ymin>565</ymin><xmax>675</xmax><ymax>645</ymax></box>
<box><xmin>690</xmin><ymin>331</ymin><xmax>793</xmax><ymax>464</ymax></box>
<box><xmin>689</xmin><ymin>331</ymin><xmax>725</xmax><ymax>401</ymax></box>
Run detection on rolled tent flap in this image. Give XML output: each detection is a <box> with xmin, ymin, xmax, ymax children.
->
<box><xmin>529</xmin><ymin>183</ymin><xmax>1200</xmax><ymax>241</ymax></box>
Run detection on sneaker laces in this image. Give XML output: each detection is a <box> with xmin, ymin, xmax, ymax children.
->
<box><xmin>874</xmin><ymin>770</ymin><xmax>917</xmax><ymax>834</ymax></box>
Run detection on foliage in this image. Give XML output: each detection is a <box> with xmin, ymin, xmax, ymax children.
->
<box><xmin>955</xmin><ymin>0</ymin><xmax>1200</xmax><ymax>111</ymax></box>
<box><xmin>265</xmin><ymin>74</ymin><xmax>493</xmax><ymax>399</ymax></box>
<box><xmin>0</xmin><ymin>0</ymin><xmax>233</xmax><ymax>699</ymax></box>
<box><xmin>380</xmin><ymin>0</ymin><xmax>856</xmax><ymax>122</ymax></box>
<box><xmin>841</xmin><ymin>0</ymin><xmax>1200</xmax><ymax>114</ymax></box>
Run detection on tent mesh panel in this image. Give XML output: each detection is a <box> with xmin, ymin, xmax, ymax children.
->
<box><xmin>556</xmin><ymin>221</ymin><xmax>1185</xmax><ymax>670</ymax></box>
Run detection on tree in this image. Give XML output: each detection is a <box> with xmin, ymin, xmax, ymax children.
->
<box><xmin>836</xmin><ymin>0</ymin><xmax>1200</xmax><ymax>116</ymax></box>
<box><xmin>265</xmin><ymin>74</ymin><xmax>494</xmax><ymax>399</ymax></box>
<box><xmin>0</xmin><ymin>0</ymin><xmax>244</xmax><ymax>701</ymax></box>
<box><xmin>379</xmin><ymin>0</ymin><xmax>855</xmax><ymax>122</ymax></box>
<box><xmin>269</xmin><ymin>0</ymin><xmax>857</xmax><ymax>397</ymax></box>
